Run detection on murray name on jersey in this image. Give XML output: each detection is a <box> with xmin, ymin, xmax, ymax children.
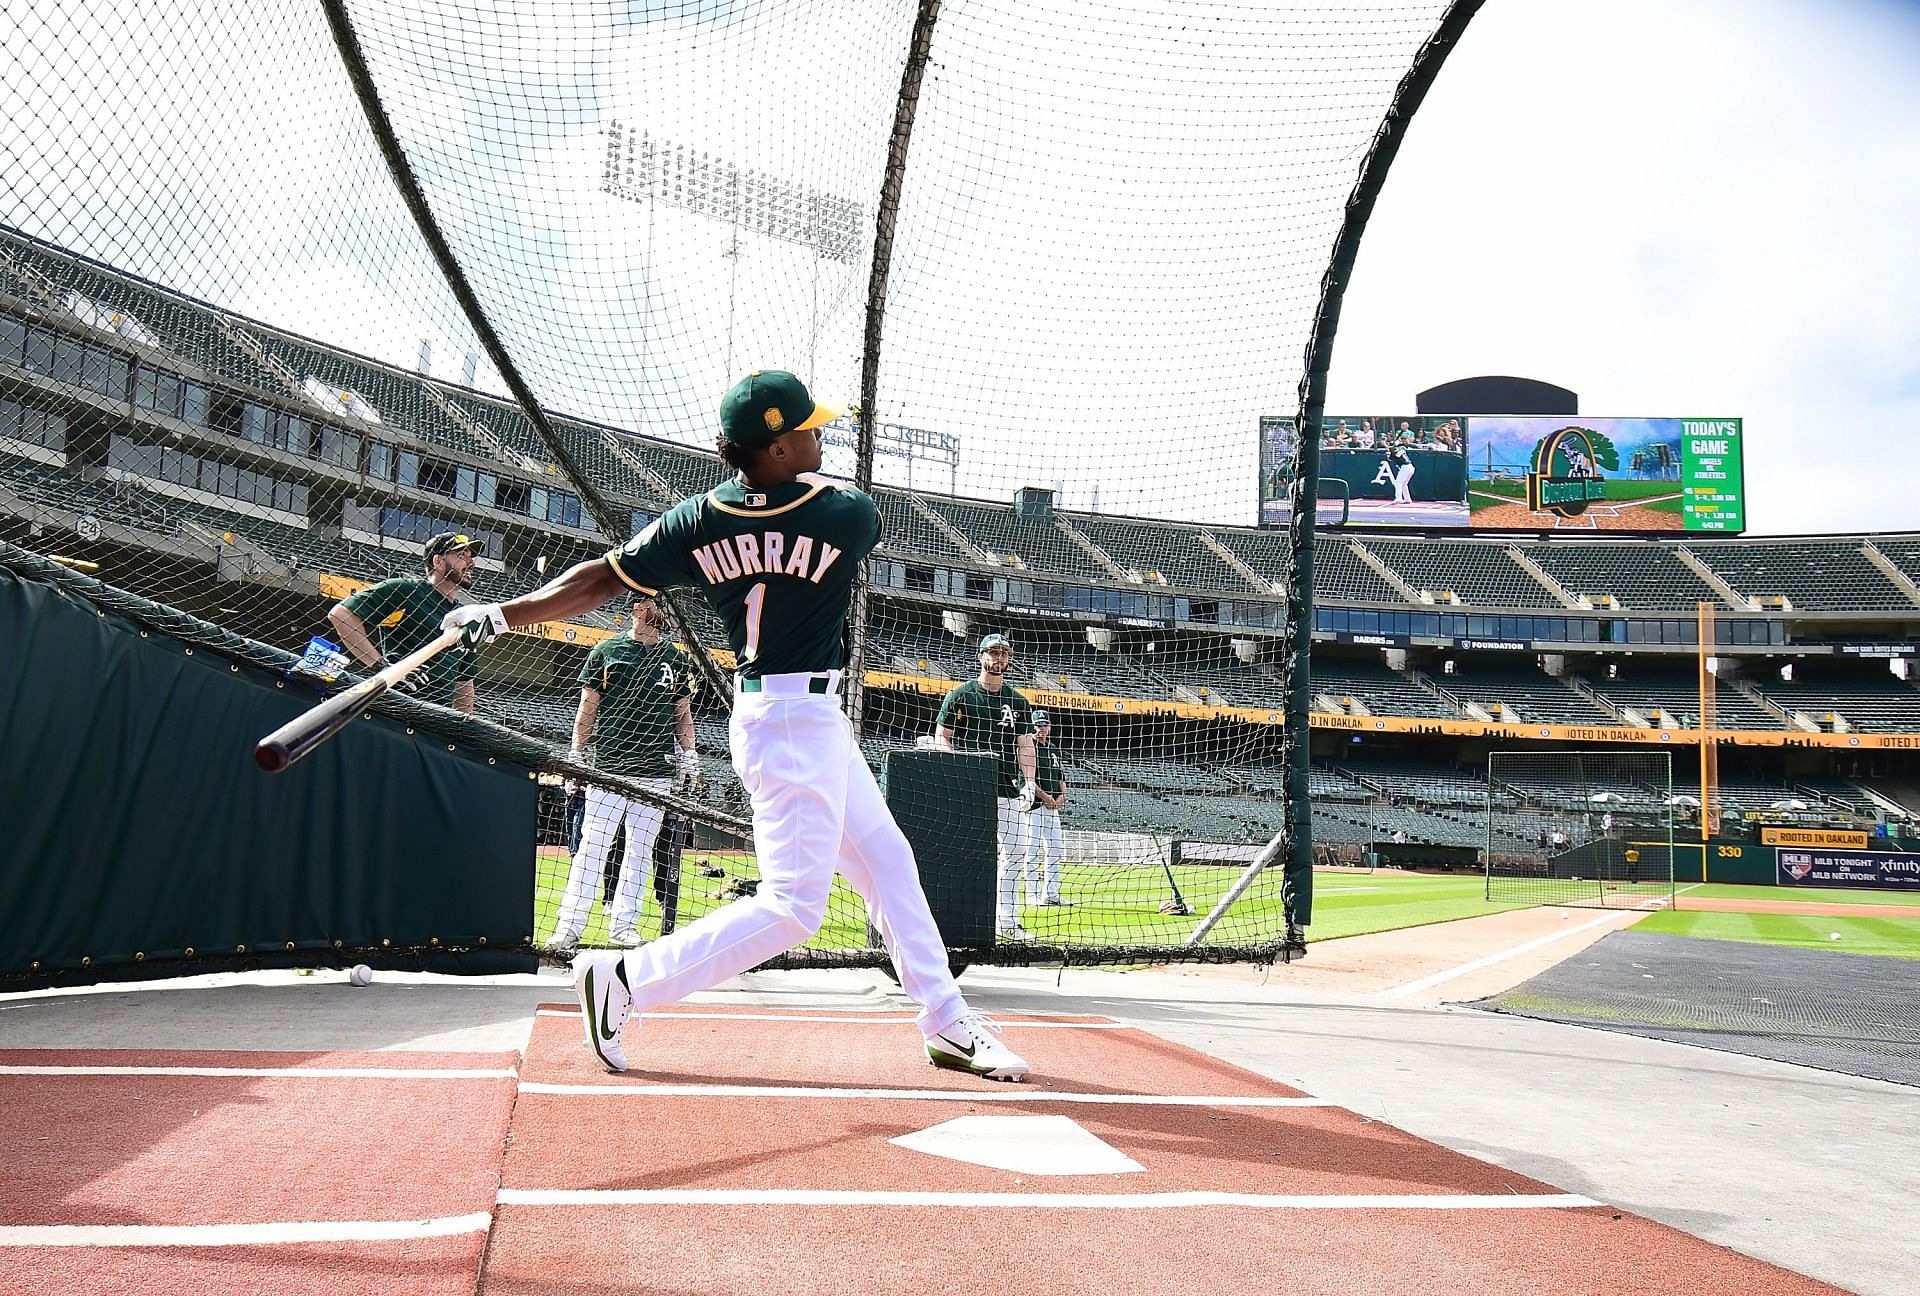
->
<box><xmin>605</xmin><ymin>476</ymin><xmax>882</xmax><ymax>678</ymax></box>
<box><xmin>689</xmin><ymin>530</ymin><xmax>845</xmax><ymax>586</ymax></box>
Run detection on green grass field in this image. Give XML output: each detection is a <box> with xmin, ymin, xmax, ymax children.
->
<box><xmin>535</xmin><ymin>852</ymin><xmax>1920</xmax><ymax>960</ymax></box>
<box><xmin>1635</xmin><ymin>909</ymin><xmax>1920</xmax><ymax>960</ymax></box>
<box><xmin>1681</xmin><ymin>882</ymin><xmax>1920</xmax><ymax>908</ymax></box>
<box><xmin>533</xmin><ymin>855</ymin><xmax>1534</xmax><ymax>952</ymax></box>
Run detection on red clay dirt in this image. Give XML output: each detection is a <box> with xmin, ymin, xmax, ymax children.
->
<box><xmin>484</xmin><ymin>1203</ymin><xmax>1837</xmax><ymax>1296</ymax></box>
<box><xmin>0</xmin><ymin>1050</ymin><xmax>514</xmax><ymax>1296</ymax></box>
<box><xmin>4</xmin><ymin>1236</ymin><xmax>488</xmax><ymax>1296</ymax></box>
<box><xmin>481</xmin><ymin>1006</ymin><xmax>1841</xmax><ymax>1296</ymax></box>
<box><xmin>0</xmin><ymin>1011</ymin><xmax>1853</xmax><ymax>1296</ymax></box>
<box><xmin>520</xmin><ymin>1006</ymin><xmax>1288</xmax><ymax>1095</ymax></box>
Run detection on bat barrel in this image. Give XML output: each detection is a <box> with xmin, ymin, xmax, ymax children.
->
<box><xmin>253</xmin><ymin>678</ymin><xmax>387</xmax><ymax>773</ymax></box>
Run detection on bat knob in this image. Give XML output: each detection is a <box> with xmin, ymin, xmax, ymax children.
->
<box><xmin>254</xmin><ymin>741</ymin><xmax>291</xmax><ymax>773</ymax></box>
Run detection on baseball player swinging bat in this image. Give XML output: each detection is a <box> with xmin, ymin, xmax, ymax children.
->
<box><xmin>254</xmin><ymin>626</ymin><xmax>463</xmax><ymax>773</ymax></box>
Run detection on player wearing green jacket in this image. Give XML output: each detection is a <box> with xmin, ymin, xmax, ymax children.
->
<box><xmin>327</xmin><ymin>531</ymin><xmax>483</xmax><ymax>711</ymax></box>
<box><xmin>936</xmin><ymin>634</ymin><xmax>1038</xmax><ymax>939</ymax></box>
<box><xmin>545</xmin><ymin>592</ymin><xmax>700</xmax><ymax>953</ymax></box>
<box><xmin>1023</xmin><ymin>709</ymin><xmax>1069</xmax><ymax>906</ymax></box>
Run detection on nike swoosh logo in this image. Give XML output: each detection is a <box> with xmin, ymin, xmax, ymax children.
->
<box><xmin>941</xmin><ymin>1037</ymin><xmax>976</xmax><ymax>1059</ymax></box>
<box><xmin>585</xmin><ymin>968</ymin><xmax>618</xmax><ymax>1041</ymax></box>
<box><xmin>598</xmin><ymin>986</ymin><xmax>618</xmax><ymax>1041</ymax></box>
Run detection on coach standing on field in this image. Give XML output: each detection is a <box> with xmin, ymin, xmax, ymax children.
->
<box><xmin>327</xmin><ymin>531</ymin><xmax>483</xmax><ymax>713</ymax></box>
<box><xmin>935</xmin><ymin>634</ymin><xmax>1039</xmax><ymax>940</ymax></box>
<box><xmin>544</xmin><ymin>591</ymin><xmax>700</xmax><ymax>954</ymax></box>
<box><xmin>1023</xmin><ymin>709</ymin><xmax>1069</xmax><ymax>906</ymax></box>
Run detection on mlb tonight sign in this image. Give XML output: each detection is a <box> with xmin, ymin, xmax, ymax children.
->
<box><xmin>1777</xmin><ymin>850</ymin><xmax>1920</xmax><ymax>892</ymax></box>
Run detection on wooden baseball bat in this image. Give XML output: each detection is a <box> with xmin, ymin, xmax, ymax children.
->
<box><xmin>254</xmin><ymin>626</ymin><xmax>464</xmax><ymax>773</ymax></box>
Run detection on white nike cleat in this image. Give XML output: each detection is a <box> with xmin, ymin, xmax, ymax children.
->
<box><xmin>541</xmin><ymin>930</ymin><xmax>580</xmax><ymax>955</ymax></box>
<box><xmin>926</xmin><ymin>1013</ymin><xmax>1029</xmax><ymax>1082</ymax></box>
<box><xmin>609</xmin><ymin>927</ymin><xmax>645</xmax><ymax>949</ymax></box>
<box><xmin>573</xmin><ymin>950</ymin><xmax>633</xmax><ymax>1073</ymax></box>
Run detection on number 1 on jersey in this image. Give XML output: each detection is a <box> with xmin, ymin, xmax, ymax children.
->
<box><xmin>743</xmin><ymin>581</ymin><xmax>767</xmax><ymax>662</ymax></box>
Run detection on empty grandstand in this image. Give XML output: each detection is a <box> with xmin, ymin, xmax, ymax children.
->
<box><xmin>7</xmin><ymin>221</ymin><xmax>1920</xmax><ymax>868</ymax></box>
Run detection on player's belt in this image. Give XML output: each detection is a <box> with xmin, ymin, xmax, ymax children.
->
<box><xmin>736</xmin><ymin>671</ymin><xmax>841</xmax><ymax>697</ymax></box>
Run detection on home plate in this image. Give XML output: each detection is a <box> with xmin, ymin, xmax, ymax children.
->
<box><xmin>888</xmin><ymin>1116</ymin><xmax>1145</xmax><ymax>1176</ymax></box>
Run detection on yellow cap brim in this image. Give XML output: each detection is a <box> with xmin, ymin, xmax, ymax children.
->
<box><xmin>797</xmin><ymin>400</ymin><xmax>841</xmax><ymax>431</ymax></box>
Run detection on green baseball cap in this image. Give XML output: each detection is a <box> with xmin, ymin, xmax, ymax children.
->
<box><xmin>978</xmin><ymin>633</ymin><xmax>1012</xmax><ymax>652</ymax></box>
<box><xmin>424</xmin><ymin>531</ymin><xmax>484</xmax><ymax>562</ymax></box>
<box><xmin>720</xmin><ymin>369</ymin><xmax>841</xmax><ymax>448</ymax></box>
<box><xmin>1032</xmin><ymin>709</ymin><xmax>1051</xmax><ymax>726</ymax></box>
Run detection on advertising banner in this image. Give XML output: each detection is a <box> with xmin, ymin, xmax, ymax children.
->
<box><xmin>1776</xmin><ymin>850</ymin><xmax>1920</xmax><ymax>891</ymax></box>
<box><xmin>1259</xmin><ymin>413</ymin><xmax>1745</xmax><ymax>534</ymax></box>
<box><xmin>1762</xmin><ymin>828</ymin><xmax>1870</xmax><ymax>850</ymax></box>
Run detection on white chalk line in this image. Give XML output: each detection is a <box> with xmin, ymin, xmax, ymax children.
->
<box><xmin>517</xmin><ymin>1082</ymin><xmax>1329</xmax><ymax>1105</ymax></box>
<box><xmin>498</xmin><ymin>1188</ymin><xmax>1600</xmax><ymax>1211</ymax></box>
<box><xmin>0</xmin><ymin>1065</ymin><xmax>516</xmax><ymax>1080</ymax></box>
<box><xmin>532</xmin><ymin>1009</ymin><xmax>1128</xmax><ymax>1028</ymax></box>
<box><xmin>0</xmin><ymin>1212</ymin><xmax>494</xmax><ymax>1248</ymax></box>
<box><xmin>1379</xmin><ymin>887</ymin><xmax>1701</xmax><ymax>1000</ymax></box>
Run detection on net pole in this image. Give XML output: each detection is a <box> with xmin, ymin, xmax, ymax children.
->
<box><xmin>316</xmin><ymin>0</ymin><xmax>733</xmax><ymax>707</ymax></box>
<box><xmin>1183</xmin><ymin>833</ymin><xmax>1285</xmax><ymax>948</ymax></box>
<box><xmin>846</xmin><ymin>0</ymin><xmax>942</xmax><ymax>742</ymax></box>
<box><xmin>1280</xmin><ymin>0</ymin><xmax>1487</xmax><ymax>929</ymax></box>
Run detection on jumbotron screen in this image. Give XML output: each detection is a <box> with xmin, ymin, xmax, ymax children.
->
<box><xmin>1258</xmin><ymin>414</ymin><xmax>1744</xmax><ymax>534</ymax></box>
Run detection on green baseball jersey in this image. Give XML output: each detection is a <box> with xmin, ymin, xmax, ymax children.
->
<box><xmin>936</xmin><ymin>678</ymin><xmax>1034</xmax><ymax>796</ymax></box>
<box><xmin>1034</xmin><ymin>740</ymin><xmax>1065</xmax><ymax>798</ymax></box>
<box><xmin>580</xmin><ymin>635</ymin><xmax>693</xmax><ymax>777</ymax></box>
<box><xmin>603</xmin><ymin>475</ymin><xmax>881</xmax><ymax>679</ymax></box>
<box><xmin>339</xmin><ymin>577</ymin><xmax>479</xmax><ymax>706</ymax></box>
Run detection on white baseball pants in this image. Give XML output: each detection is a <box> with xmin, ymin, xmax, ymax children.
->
<box><xmin>617</xmin><ymin>671</ymin><xmax>967</xmax><ymax>1039</ymax></box>
<box><xmin>553</xmin><ymin>779</ymin><xmax>670</xmax><ymax>938</ymax></box>
<box><xmin>1024</xmin><ymin>806</ymin><xmax>1063</xmax><ymax>903</ymax></box>
<box><xmin>995</xmin><ymin>797</ymin><xmax>1031</xmax><ymax>932</ymax></box>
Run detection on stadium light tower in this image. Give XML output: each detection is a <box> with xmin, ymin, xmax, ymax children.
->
<box><xmin>603</xmin><ymin>125</ymin><xmax>864</xmax><ymax>263</ymax></box>
<box><xmin>603</xmin><ymin>123</ymin><xmax>867</xmax><ymax>418</ymax></box>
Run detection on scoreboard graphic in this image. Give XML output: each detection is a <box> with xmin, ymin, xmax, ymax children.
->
<box><xmin>1260</xmin><ymin>414</ymin><xmax>1744</xmax><ymax>534</ymax></box>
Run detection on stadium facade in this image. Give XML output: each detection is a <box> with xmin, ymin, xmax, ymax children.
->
<box><xmin>6</xmin><ymin>225</ymin><xmax>1919</xmax><ymax>863</ymax></box>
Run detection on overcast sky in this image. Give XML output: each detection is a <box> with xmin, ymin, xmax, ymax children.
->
<box><xmin>1329</xmin><ymin>0</ymin><xmax>1920</xmax><ymax>537</ymax></box>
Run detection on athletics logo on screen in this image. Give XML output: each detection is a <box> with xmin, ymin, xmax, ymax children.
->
<box><xmin>1525</xmin><ymin>425</ymin><xmax>1617</xmax><ymax>518</ymax></box>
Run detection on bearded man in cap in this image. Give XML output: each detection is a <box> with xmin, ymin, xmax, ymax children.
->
<box><xmin>328</xmin><ymin>531</ymin><xmax>485</xmax><ymax>712</ymax></box>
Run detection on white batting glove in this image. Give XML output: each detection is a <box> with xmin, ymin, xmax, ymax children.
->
<box><xmin>442</xmin><ymin>603</ymin><xmax>506</xmax><ymax>649</ymax></box>
<box><xmin>672</xmin><ymin>748</ymin><xmax>702</xmax><ymax>793</ymax></box>
<box><xmin>1016</xmin><ymin>779</ymin><xmax>1038</xmax><ymax>813</ymax></box>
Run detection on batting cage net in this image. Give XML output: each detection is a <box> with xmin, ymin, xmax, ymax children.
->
<box><xmin>1485</xmin><ymin>751</ymin><xmax>1678</xmax><ymax>911</ymax></box>
<box><xmin>2</xmin><ymin>0</ymin><xmax>1462</xmax><ymax>978</ymax></box>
